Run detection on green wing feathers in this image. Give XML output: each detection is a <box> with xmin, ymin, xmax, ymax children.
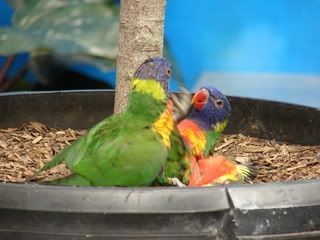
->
<box><xmin>72</xmin><ymin>129</ymin><xmax>168</xmax><ymax>186</ymax></box>
<box><xmin>43</xmin><ymin>174</ymin><xmax>92</xmax><ymax>186</ymax></box>
<box><xmin>33</xmin><ymin>114</ymin><xmax>168</xmax><ymax>186</ymax></box>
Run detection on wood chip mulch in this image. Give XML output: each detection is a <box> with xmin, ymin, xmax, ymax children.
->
<box><xmin>214</xmin><ymin>134</ymin><xmax>320</xmax><ymax>183</ymax></box>
<box><xmin>0</xmin><ymin>121</ymin><xmax>319</xmax><ymax>184</ymax></box>
<box><xmin>0</xmin><ymin>122</ymin><xmax>86</xmax><ymax>183</ymax></box>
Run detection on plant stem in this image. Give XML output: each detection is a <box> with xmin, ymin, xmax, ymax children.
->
<box><xmin>114</xmin><ymin>0</ymin><xmax>167</xmax><ymax>114</ymax></box>
<box><xmin>0</xmin><ymin>55</ymin><xmax>16</xmax><ymax>85</ymax></box>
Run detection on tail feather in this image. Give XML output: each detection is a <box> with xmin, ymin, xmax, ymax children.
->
<box><xmin>42</xmin><ymin>148</ymin><xmax>68</xmax><ymax>171</ymax></box>
<box><xmin>236</xmin><ymin>164</ymin><xmax>256</xmax><ymax>182</ymax></box>
<box><xmin>26</xmin><ymin>147</ymin><xmax>69</xmax><ymax>182</ymax></box>
<box><xmin>42</xmin><ymin>174</ymin><xmax>92</xmax><ymax>186</ymax></box>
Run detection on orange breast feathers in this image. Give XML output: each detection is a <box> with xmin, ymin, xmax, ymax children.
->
<box><xmin>188</xmin><ymin>156</ymin><xmax>237</xmax><ymax>186</ymax></box>
<box><xmin>187</xmin><ymin>154</ymin><xmax>201</xmax><ymax>186</ymax></box>
<box><xmin>178</xmin><ymin>119</ymin><xmax>206</xmax><ymax>159</ymax></box>
<box><xmin>152</xmin><ymin>100</ymin><xmax>175</xmax><ymax>149</ymax></box>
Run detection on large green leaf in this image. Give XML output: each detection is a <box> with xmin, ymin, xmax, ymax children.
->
<box><xmin>1</xmin><ymin>0</ymin><xmax>187</xmax><ymax>87</ymax></box>
<box><xmin>0</xmin><ymin>0</ymin><xmax>119</xmax><ymax>68</ymax></box>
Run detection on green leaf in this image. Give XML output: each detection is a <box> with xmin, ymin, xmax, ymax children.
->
<box><xmin>0</xmin><ymin>0</ymin><xmax>119</xmax><ymax>68</ymax></box>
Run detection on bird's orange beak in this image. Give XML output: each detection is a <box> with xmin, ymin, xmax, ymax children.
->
<box><xmin>192</xmin><ymin>89</ymin><xmax>209</xmax><ymax>110</ymax></box>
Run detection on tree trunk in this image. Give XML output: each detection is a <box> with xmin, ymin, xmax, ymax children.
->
<box><xmin>114</xmin><ymin>0</ymin><xmax>167</xmax><ymax>114</ymax></box>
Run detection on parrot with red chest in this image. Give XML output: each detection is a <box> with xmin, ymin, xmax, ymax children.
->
<box><xmin>178</xmin><ymin>86</ymin><xmax>232</xmax><ymax>160</ymax></box>
<box><xmin>176</xmin><ymin>86</ymin><xmax>253</xmax><ymax>186</ymax></box>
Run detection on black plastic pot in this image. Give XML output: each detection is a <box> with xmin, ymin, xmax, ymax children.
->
<box><xmin>0</xmin><ymin>90</ymin><xmax>319</xmax><ymax>240</ymax></box>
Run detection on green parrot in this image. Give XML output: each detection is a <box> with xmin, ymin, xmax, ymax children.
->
<box><xmin>34</xmin><ymin>57</ymin><xmax>174</xmax><ymax>186</ymax></box>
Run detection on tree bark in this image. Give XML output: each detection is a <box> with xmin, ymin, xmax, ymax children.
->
<box><xmin>114</xmin><ymin>0</ymin><xmax>167</xmax><ymax>114</ymax></box>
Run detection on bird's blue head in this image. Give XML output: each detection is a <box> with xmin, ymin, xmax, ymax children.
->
<box><xmin>189</xmin><ymin>86</ymin><xmax>231</xmax><ymax>130</ymax></box>
<box><xmin>133</xmin><ymin>57</ymin><xmax>172</xmax><ymax>92</ymax></box>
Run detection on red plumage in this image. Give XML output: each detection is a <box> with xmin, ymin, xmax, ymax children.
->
<box><xmin>188</xmin><ymin>155</ymin><xmax>252</xmax><ymax>187</ymax></box>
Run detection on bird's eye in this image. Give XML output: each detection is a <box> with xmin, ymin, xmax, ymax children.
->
<box><xmin>214</xmin><ymin>99</ymin><xmax>224</xmax><ymax>108</ymax></box>
<box><xmin>166</xmin><ymin>69</ymin><xmax>171</xmax><ymax>76</ymax></box>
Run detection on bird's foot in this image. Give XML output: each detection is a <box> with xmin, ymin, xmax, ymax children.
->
<box><xmin>168</xmin><ymin>177</ymin><xmax>186</xmax><ymax>187</ymax></box>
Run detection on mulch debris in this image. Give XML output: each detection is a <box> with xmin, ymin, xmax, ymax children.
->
<box><xmin>0</xmin><ymin>122</ymin><xmax>319</xmax><ymax>183</ymax></box>
<box><xmin>214</xmin><ymin>134</ymin><xmax>320</xmax><ymax>183</ymax></box>
<box><xmin>0</xmin><ymin>122</ymin><xmax>86</xmax><ymax>183</ymax></box>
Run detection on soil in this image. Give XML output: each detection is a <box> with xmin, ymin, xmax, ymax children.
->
<box><xmin>0</xmin><ymin>121</ymin><xmax>319</xmax><ymax>184</ymax></box>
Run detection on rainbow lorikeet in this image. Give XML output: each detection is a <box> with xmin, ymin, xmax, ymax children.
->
<box><xmin>178</xmin><ymin>86</ymin><xmax>232</xmax><ymax>160</ymax></box>
<box><xmin>176</xmin><ymin>86</ymin><xmax>252</xmax><ymax>186</ymax></box>
<box><xmin>34</xmin><ymin>57</ymin><xmax>176</xmax><ymax>186</ymax></box>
